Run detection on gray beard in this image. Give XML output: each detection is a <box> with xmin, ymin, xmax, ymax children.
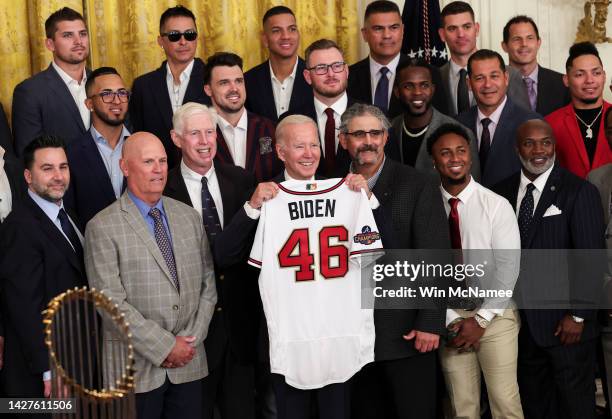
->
<box><xmin>519</xmin><ymin>153</ymin><xmax>555</xmax><ymax>176</ymax></box>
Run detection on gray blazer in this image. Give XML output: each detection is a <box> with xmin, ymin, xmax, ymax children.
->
<box><xmin>85</xmin><ymin>193</ymin><xmax>217</xmax><ymax>393</ymax></box>
<box><xmin>587</xmin><ymin>164</ymin><xmax>612</xmax><ymax>277</ymax></box>
<box><xmin>387</xmin><ymin>107</ymin><xmax>481</xmax><ymax>180</ymax></box>
<box><xmin>440</xmin><ymin>60</ymin><xmax>530</xmax><ymax>116</ymax></box>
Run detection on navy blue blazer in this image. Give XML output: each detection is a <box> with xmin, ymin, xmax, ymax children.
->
<box><xmin>244</xmin><ymin>58</ymin><xmax>313</xmax><ymax>123</ymax></box>
<box><xmin>12</xmin><ymin>64</ymin><xmax>90</xmax><ymax>156</ymax></box>
<box><xmin>493</xmin><ymin>165</ymin><xmax>606</xmax><ymax>347</ymax></box>
<box><xmin>130</xmin><ymin>58</ymin><xmax>211</xmax><ymax>168</ymax></box>
<box><xmin>64</xmin><ymin>130</ymin><xmax>124</xmax><ymax>230</ymax></box>
<box><xmin>536</xmin><ymin>65</ymin><xmax>570</xmax><ymax>117</ymax></box>
<box><xmin>457</xmin><ymin>97</ymin><xmax>541</xmax><ymax>188</ymax></box>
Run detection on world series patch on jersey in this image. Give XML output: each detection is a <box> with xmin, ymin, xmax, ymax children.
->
<box><xmin>248</xmin><ymin>178</ymin><xmax>384</xmax><ymax>389</ymax></box>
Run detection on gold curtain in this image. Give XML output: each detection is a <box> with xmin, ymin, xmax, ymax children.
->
<box><xmin>0</xmin><ymin>0</ymin><xmax>360</xmax><ymax>123</ymax></box>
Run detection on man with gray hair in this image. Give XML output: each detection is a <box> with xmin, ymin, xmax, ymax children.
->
<box><xmin>338</xmin><ymin>103</ymin><xmax>450</xmax><ymax>418</ymax></box>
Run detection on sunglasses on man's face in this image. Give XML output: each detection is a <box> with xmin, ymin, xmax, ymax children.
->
<box><xmin>161</xmin><ymin>30</ymin><xmax>198</xmax><ymax>42</ymax></box>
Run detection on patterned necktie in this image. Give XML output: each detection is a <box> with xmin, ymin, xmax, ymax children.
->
<box><xmin>457</xmin><ymin>68</ymin><xmax>470</xmax><ymax>114</ymax></box>
<box><xmin>324</xmin><ymin>108</ymin><xmax>336</xmax><ymax>176</ymax></box>
<box><xmin>479</xmin><ymin>118</ymin><xmax>492</xmax><ymax>170</ymax></box>
<box><xmin>518</xmin><ymin>183</ymin><xmax>536</xmax><ymax>244</ymax></box>
<box><xmin>58</xmin><ymin>208</ymin><xmax>83</xmax><ymax>256</ymax></box>
<box><xmin>523</xmin><ymin>77</ymin><xmax>537</xmax><ymax>112</ymax></box>
<box><xmin>201</xmin><ymin>177</ymin><xmax>222</xmax><ymax>239</ymax></box>
<box><xmin>149</xmin><ymin>208</ymin><xmax>179</xmax><ymax>290</ymax></box>
<box><xmin>374</xmin><ymin>67</ymin><xmax>390</xmax><ymax>113</ymax></box>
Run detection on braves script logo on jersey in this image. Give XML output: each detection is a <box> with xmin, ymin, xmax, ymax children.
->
<box><xmin>353</xmin><ymin>225</ymin><xmax>380</xmax><ymax>245</ymax></box>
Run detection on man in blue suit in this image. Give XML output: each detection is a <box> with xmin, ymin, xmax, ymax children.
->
<box><xmin>493</xmin><ymin>119</ymin><xmax>606</xmax><ymax>419</ymax></box>
<box><xmin>65</xmin><ymin>67</ymin><xmax>130</xmax><ymax>229</ymax></box>
<box><xmin>457</xmin><ymin>49</ymin><xmax>540</xmax><ymax>188</ymax></box>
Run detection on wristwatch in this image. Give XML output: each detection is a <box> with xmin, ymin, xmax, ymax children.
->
<box><xmin>571</xmin><ymin>315</ymin><xmax>584</xmax><ymax>323</ymax></box>
<box><xmin>474</xmin><ymin>314</ymin><xmax>490</xmax><ymax>329</ymax></box>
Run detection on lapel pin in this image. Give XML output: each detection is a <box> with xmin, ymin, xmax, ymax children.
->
<box><xmin>550</xmin><ymin>186</ymin><xmax>556</xmax><ymax>192</ymax></box>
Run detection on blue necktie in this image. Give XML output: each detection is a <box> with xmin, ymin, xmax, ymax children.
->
<box><xmin>149</xmin><ymin>208</ymin><xmax>179</xmax><ymax>291</ymax></box>
<box><xmin>201</xmin><ymin>177</ymin><xmax>222</xmax><ymax>240</ymax></box>
<box><xmin>374</xmin><ymin>67</ymin><xmax>390</xmax><ymax>113</ymax></box>
<box><xmin>58</xmin><ymin>208</ymin><xmax>83</xmax><ymax>257</ymax></box>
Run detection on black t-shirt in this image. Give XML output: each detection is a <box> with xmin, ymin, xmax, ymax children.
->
<box><xmin>402</xmin><ymin>125</ymin><xmax>428</xmax><ymax>167</ymax></box>
<box><xmin>574</xmin><ymin>106</ymin><xmax>603</xmax><ymax>165</ymax></box>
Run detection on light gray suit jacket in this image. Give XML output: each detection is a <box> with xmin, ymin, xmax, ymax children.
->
<box><xmin>440</xmin><ymin>60</ymin><xmax>530</xmax><ymax>116</ymax></box>
<box><xmin>587</xmin><ymin>164</ymin><xmax>612</xmax><ymax>277</ymax></box>
<box><xmin>84</xmin><ymin>193</ymin><xmax>217</xmax><ymax>393</ymax></box>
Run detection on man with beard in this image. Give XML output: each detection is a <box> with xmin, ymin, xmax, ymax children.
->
<box><xmin>501</xmin><ymin>15</ymin><xmax>569</xmax><ymax>116</ymax></box>
<box><xmin>493</xmin><ymin>119</ymin><xmax>605</xmax><ymax>419</ymax></box>
<box><xmin>12</xmin><ymin>8</ymin><xmax>91</xmax><ymax>155</ymax></box>
<box><xmin>204</xmin><ymin>52</ymin><xmax>282</xmax><ymax>182</ymax></box>
<box><xmin>0</xmin><ymin>135</ymin><xmax>86</xmax><ymax>399</ymax></box>
<box><xmin>387</xmin><ymin>58</ymin><xmax>480</xmax><ymax>178</ymax></box>
<box><xmin>64</xmin><ymin>67</ymin><xmax>131</xmax><ymax>229</ymax></box>
<box><xmin>280</xmin><ymin>39</ymin><xmax>359</xmax><ymax>177</ymax></box>
<box><xmin>545</xmin><ymin>42</ymin><xmax>611</xmax><ymax>179</ymax></box>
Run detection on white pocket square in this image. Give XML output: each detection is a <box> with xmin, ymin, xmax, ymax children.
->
<box><xmin>543</xmin><ymin>205</ymin><xmax>562</xmax><ymax>217</ymax></box>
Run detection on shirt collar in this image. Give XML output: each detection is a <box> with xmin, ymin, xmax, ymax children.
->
<box><xmin>313</xmin><ymin>93</ymin><xmax>348</xmax><ymax>119</ymax></box>
<box><xmin>477</xmin><ymin>95</ymin><xmax>508</xmax><ymax>126</ymax></box>
<box><xmin>127</xmin><ymin>189</ymin><xmax>165</xmax><ymax>219</ymax></box>
<box><xmin>519</xmin><ymin>159</ymin><xmax>554</xmax><ymax>194</ymax></box>
<box><xmin>218</xmin><ymin>109</ymin><xmax>248</xmax><ymax>131</ymax></box>
<box><xmin>449</xmin><ymin>59</ymin><xmax>466</xmax><ymax>76</ymax></box>
<box><xmin>270</xmin><ymin>58</ymin><xmax>298</xmax><ymax>83</ymax></box>
<box><xmin>180</xmin><ymin>159</ymin><xmax>215</xmax><ymax>182</ymax></box>
<box><xmin>28</xmin><ymin>189</ymin><xmax>64</xmax><ymax>221</ymax></box>
<box><xmin>350</xmin><ymin>155</ymin><xmax>386</xmax><ymax>190</ymax></box>
<box><xmin>283</xmin><ymin>169</ymin><xmax>315</xmax><ymax>182</ymax></box>
<box><xmin>52</xmin><ymin>61</ymin><xmax>87</xmax><ymax>85</ymax></box>
<box><xmin>369</xmin><ymin>54</ymin><xmax>401</xmax><ymax>76</ymax></box>
<box><xmin>166</xmin><ymin>59</ymin><xmax>195</xmax><ymax>84</ymax></box>
<box><xmin>90</xmin><ymin>125</ymin><xmax>131</xmax><ymax>147</ymax></box>
<box><xmin>440</xmin><ymin>176</ymin><xmax>476</xmax><ymax>205</ymax></box>
<box><xmin>526</xmin><ymin>66</ymin><xmax>539</xmax><ymax>84</ymax></box>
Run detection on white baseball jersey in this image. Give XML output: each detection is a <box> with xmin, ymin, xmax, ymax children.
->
<box><xmin>248</xmin><ymin>178</ymin><xmax>383</xmax><ymax>389</ymax></box>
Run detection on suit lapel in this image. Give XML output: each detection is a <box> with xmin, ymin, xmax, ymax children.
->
<box><xmin>216</xmin><ymin>165</ymin><xmax>238</xmax><ymax>229</ymax></box>
<box><xmin>162</xmin><ymin>197</ymin><xmax>188</xmax><ymax>285</ymax></box>
<box><xmin>372</xmin><ymin>159</ymin><xmax>394</xmax><ymax>206</ymax></box>
<box><xmin>151</xmin><ymin>63</ymin><xmax>174</xmax><ymax>133</ymax></box>
<box><xmin>524</xmin><ymin>166</ymin><xmax>561</xmax><ymax>248</ymax></box>
<box><xmin>45</xmin><ymin>65</ymin><xmax>86</xmax><ymax>132</ymax></box>
<box><xmin>215</xmin><ymin>127</ymin><xmax>235</xmax><ymax>166</ymax></box>
<box><xmin>288</xmin><ymin>58</ymin><xmax>308</xmax><ymax>111</ymax></box>
<box><xmin>183</xmin><ymin>58</ymin><xmax>204</xmax><ymax>104</ymax></box>
<box><xmin>80</xmin><ymin>136</ymin><xmax>116</xmax><ymax>200</ymax></box>
<box><xmin>563</xmin><ymin>106</ymin><xmax>590</xmax><ymax>171</ymax></box>
<box><xmin>261</xmin><ymin>62</ymin><xmax>276</xmax><ymax>117</ymax></box>
<box><xmin>165</xmin><ymin>167</ymin><xmax>193</xmax><ymax>207</ymax></box>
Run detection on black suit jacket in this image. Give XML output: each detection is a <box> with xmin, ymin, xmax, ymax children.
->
<box><xmin>457</xmin><ymin>97</ymin><xmax>541</xmax><ymax>188</ymax></box>
<box><xmin>244</xmin><ymin>58</ymin><xmax>313</xmax><ymax>123</ymax></box>
<box><xmin>3</xmin><ymin>154</ymin><xmax>26</xmax><ymax>210</ymax></box>
<box><xmin>64</xmin><ymin>130</ymin><xmax>124</xmax><ymax>230</ymax></box>
<box><xmin>12</xmin><ymin>64</ymin><xmax>90</xmax><ymax>156</ymax></box>
<box><xmin>536</xmin><ymin>65</ymin><xmax>570</xmax><ymax>117</ymax></box>
<box><xmin>0</xmin><ymin>196</ymin><xmax>86</xmax><ymax>395</ymax></box>
<box><xmin>164</xmin><ymin>163</ymin><xmax>260</xmax><ymax>368</ymax></box>
<box><xmin>492</xmin><ymin>165</ymin><xmax>605</xmax><ymax>347</ymax></box>
<box><xmin>130</xmin><ymin>58</ymin><xmax>211</xmax><ymax>168</ymax></box>
<box><xmin>347</xmin><ymin>54</ymin><xmax>450</xmax><ymax>119</ymax></box>
<box><xmin>0</xmin><ymin>104</ymin><xmax>14</xmax><ymax>156</ymax></box>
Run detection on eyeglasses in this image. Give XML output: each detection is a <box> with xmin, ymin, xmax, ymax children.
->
<box><xmin>91</xmin><ymin>89</ymin><xmax>131</xmax><ymax>103</ymax></box>
<box><xmin>161</xmin><ymin>30</ymin><xmax>198</xmax><ymax>42</ymax></box>
<box><xmin>307</xmin><ymin>61</ymin><xmax>346</xmax><ymax>75</ymax></box>
<box><xmin>345</xmin><ymin>129</ymin><xmax>385</xmax><ymax>139</ymax></box>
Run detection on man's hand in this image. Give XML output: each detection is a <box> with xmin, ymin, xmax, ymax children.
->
<box><xmin>345</xmin><ymin>173</ymin><xmax>372</xmax><ymax>198</ymax></box>
<box><xmin>554</xmin><ymin>314</ymin><xmax>584</xmax><ymax>345</ymax></box>
<box><xmin>43</xmin><ymin>375</ymin><xmax>68</xmax><ymax>398</ymax></box>
<box><xmin>403</xmin><ymin>330</ymin><xmax>440</xmax><ymax>352</ymax></box>
<box><xmin>163</xmin><ymin>336</ymin><xmax>196</xmax><ymax>368</ymax></box>
<box><xmin>43</xmin><ymin>378</ymin><xmax>51</xmax><ymax>397</ymax></box>
<box><xmin>248</xmin><ymin>182</ymin><xmax>280</xmax><ymax>209</ymax></box>
<box><xmin>448</xmin><ymin>318</ymin><xmax>485</xmax><ymax>352</ymax></box>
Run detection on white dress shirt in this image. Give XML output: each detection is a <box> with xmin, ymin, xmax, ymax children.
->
<box><xmin>181</xmin><ymin>160</ymin><xmax>224</xmax><ymax>227</ymax></box>
<box><xmin>91</xmin><ymin>125</ymin><xmax>130</xmax><ymax>198</ymax></box>
<box><xmin>369</xmin><ymin>54</ymin><xmax>401</xmax><ymax>107</ymax></box>
<box><xmin>52</xmin><ymin>61</ymin><xmax>89</xmax><ymax>129</ymax></box>
<box><xmin>313</xmin><ymin>93</ymin><xmax>348</xmax><ymax>157</ymax></box>
<box><xmin>270</xmin><ymin>58</ymin><xmax>298</xmax><ymax>117</ymax></box>
<box><xmin>476</xmin><ymin>95</ymin><xmax>508</xmax><ymax>150</ymax></box>
<box><xmin>440</xmin><ymin>177</ymin><xmax>521</xmax><ymax>325</ymax></box>
<box><xmin>166</xmin><ymin>59</ymin><xmax>195</xmax><ymax>113</ymax></box>
<box><xmin>0</xmin><ymin>149</ymin><xmax>12</xmax><ymax>222</ymax></box>
<box><xmin>515</xmin><ymin>163</ymin><xmax>554</xmax><ymax>216</ymax></box>
<box><xmin>448</xmin><ymin>59</ymin><xmax>475</xmax><ymax>115</ymax></box>
<box><xmin>217</xmin><ymin>110</ymin><xmax>248</xmax><ymax>168</ymax></box>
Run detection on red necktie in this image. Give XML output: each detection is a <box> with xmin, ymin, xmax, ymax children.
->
<box><xmin>448</xmin><ymin>198</ymin><xmax>462</xmax><ymax>249</ymax></box>
<box><xmin>324</xmin><ymin>108</ymin><xmax>336</xmax><ymax>175</ymax></box>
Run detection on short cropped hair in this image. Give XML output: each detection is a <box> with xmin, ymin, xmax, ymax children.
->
<box><xmin>45</xmin><ymin>7</ymin><xmax>85</xmax><ymax>39</ymax></box>
<box><xmin>172</xmin><ymin>102</ymin><xmax>217</xmax><ymax>135</ymax></box>
<box><xmin>339</xmin><ymin>103</ymin><xmax>390</xmax><ymax>134</ymax></box>
<box><xmin>85</xmin><ymin>67</ymin><xmax>120</xmax><ymax>97</ymax></box>
<box><xmin>394</xmin><ymin>59</ymin><xmax>434</xmax><ymax>87</ymax></box>
<box><xmin>23</xmin><ymin>135</ymin><xmax>66</xmax><ymax>170</ymax></box>
<box><xmin>440</xmin><ymin>1</ymin><xmax>475</xmax><ymax>26</ymax></box>
<box><xmin>502</xmin><ymin>15</ymin><xmax>540</xmax><ymax>44</ymax></box>
<box><xmin>304</xmin><ymin>39</ymin><xmax>343</xmax><ymax>67</ymax></box>
<box><xmin>364</xmin><ymin>1</ymin><xmax>401</xmax><ymax>20</ymax></box>
<box><xmin>426</xmin><ymin>123</ymin><xmax>471</xmax><ymax>155</ymax></box>
<box><xmin>160</xmin><ymin>6</ymin><xmax>196</xmax><ymax>32</ymax></box>
<box><xmin>263</xmin><ymin>6</ymin><xmax>295</xmax><ymax>26</ymax></box>
<box><xmin>565</xmin><ymin>42</ymin><xmax>603</xmax><ymax>71</ymax></box>
<box><xmin>276</xmin><ymin>115</ymin><xmax>318</xmax><ymax>147</ymax></box>
<box><xmin>203</xmin><ymin>52</ymin><xmax>244</xmax><ymax>85</ymax></box>
<box><xmin>467</xmin><ymin>49</ymin><xmax>506</xmax><ymax>75</ymax></box>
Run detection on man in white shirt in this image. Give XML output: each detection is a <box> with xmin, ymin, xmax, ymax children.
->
<box><xmin>12</xmin><ymin>7</ymin><xmax>90</xmax><ymax>155</ymax></box>
<box><xmin>427</xmin><ymin>123</ymin><xmax>523</xmax><ymax>419</ymax></box>
<box><xmin>204</xmin><ymin>53</ymin><xmax>282</xmax><ymax>182</ymax></box>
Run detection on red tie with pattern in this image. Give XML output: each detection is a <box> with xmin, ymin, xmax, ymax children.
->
<box><xmin>324</xmin><ymin>108</ymin><xmax>336</xmax><ymax>175</ymax></box>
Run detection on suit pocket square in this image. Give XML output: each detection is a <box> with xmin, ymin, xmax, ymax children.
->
<box><xmin>543</xmin><ymin>205</ymin><xmax>562</xmax><ymax>217</ymax></box>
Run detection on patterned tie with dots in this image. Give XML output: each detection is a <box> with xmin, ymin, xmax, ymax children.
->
<box><xmin>518</xmin><ymin>183</ymin><xmax>536</xmax><ymax>244</ymax></box>
<box><xmin>149</xmin><ymin>207</ymin><xmax>179</xmax><ymax>291</ymax></box>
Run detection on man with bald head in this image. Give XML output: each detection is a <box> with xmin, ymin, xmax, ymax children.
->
<box><xmin>493</xmin><ymin>119</ymin><xmax>605</xmax><ymax>419</ymax></box>
<box><xmin>85</xmin><ymin>132</ymin><xmax>217</xmax><ymax>419</ymax></box>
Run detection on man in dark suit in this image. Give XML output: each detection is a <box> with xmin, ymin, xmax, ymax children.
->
<box><xmin>12</xmin><ymin>8</ymin><xmax>90</xmax><ymax>156</ymax></box>
<box><xmin>438</xmin><ymin>1</ymin><xmax>530</xmax><ymax>117</ymax></box>
<box><xmin>502</xmin><ymin>15</ymin><xmax>570</xmax><ymax>116</ymax></box>
<box><xmin>0</xmin><ymin>135</ymin><xmax>86</xmax><ymax>399</ymax></box>
<box><xmin>493</xmin><ymin>119</ymin><xmax>605</xmax><ymax>419</ymax></box>
<box><xmin>348</xmin><ymin>1</ymin><xmax>449</xmax><ymax>119</ymax></box>
<box><xmin>204</xmin><ymin>52</ymin><xmax>282</xmax><ymax>182</ymax></box>
<box><xmin>0</xmin><ymin>105</ymin><xmax>14</xmax><ymax>156</ymax></box>
<box><xmin>0</xmin><ymin>150</ymin><xmax>26</xmax><ymax>224</ymax></box>
<box><xmin>130</xmin><ymin>6</ymin><xmax>211</xmax><ymax>169</ymax></box>
<box><xmin>244</xmin><ymin>6</ymin><xmax>313</xmax><ymax>123</ymax></box>
<box><xmin>457</xmin><ymin>49</ymin><xmax>541</xmax><ymax>188</ymax></box>
<box><xmin>336</xmin><ymin>103</ymin><xmax>449</xmax><ymax>418</ymax></box>
<box><xmin>65</xmin><ymin>67</ymin><xmax>131</xmax><ymax>229</ymax></box>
